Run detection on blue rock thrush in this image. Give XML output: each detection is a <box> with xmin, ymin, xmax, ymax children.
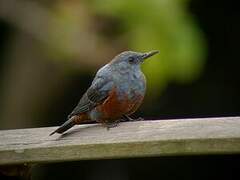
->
<box><xmin>50</xmin><ymin>50</ymin><xmax>159</xmax><ymax>135</ymax></box>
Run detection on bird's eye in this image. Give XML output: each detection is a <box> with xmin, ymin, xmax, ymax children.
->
<box><xmin>128</xmin><ymin>57</ymin><xmax>135</xmax><ymax>64</ymax></box>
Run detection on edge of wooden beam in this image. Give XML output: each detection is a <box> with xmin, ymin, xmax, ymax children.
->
<box><xmin>0</xmin><ymin>117</ymin><xmax>240</xmax><ymax>165</ymax></box>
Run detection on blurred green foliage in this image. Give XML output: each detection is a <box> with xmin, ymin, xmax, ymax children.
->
<box><xmin>6</xmin><ymin>0</ymin><xmax>206</xmax><ymax>93</ymax></box>
<box><xmin>91</xmin><ymin>0</ymin><xmax>206</xmax><ymax>92</ymax></box>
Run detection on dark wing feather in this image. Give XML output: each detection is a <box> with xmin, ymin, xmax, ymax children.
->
<box><xmin>68</xmin><ymin>77</ymin><xmax>113</xmax><ymax>118</ymax></box>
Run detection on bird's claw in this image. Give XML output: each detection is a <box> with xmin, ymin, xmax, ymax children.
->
<box><xmin>122</xmin><ymin>115</ymin><xmax>144</xmax><ymax>122</ymax></box>
<box><xmin>136</xmin><ymin>117</ymin><xmax>144</xmax><ymax>121</ymax></box>
<box><xmin>103</xmin><ymin>121</ymin><xmax>119</xmax><ymax>130</ymax></box>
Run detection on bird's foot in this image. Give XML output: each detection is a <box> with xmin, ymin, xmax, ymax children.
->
<box><xmin>122</xmin><ymin>115</ymin><xmax>144</xmax><ymax>122</ymax></box>
<box><xmin>122</xmin><ymin>115</ymin><xmax>134</xmax><ymax>121</ymax></box>
<box><xmin>103</xmin><ymin>121</ymin><xmax>120</xmax><ymax>130</ymax></box>
<box><xmin>135</xmin><ymin>117</ymin><xmax>144</xmax><ymax>121</ymax></box>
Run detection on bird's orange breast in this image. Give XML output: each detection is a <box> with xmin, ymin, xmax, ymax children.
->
<box><xmin>96</xmin><ymin>87</ymin><xmax>143</xmax><ymax>123</ymax></box>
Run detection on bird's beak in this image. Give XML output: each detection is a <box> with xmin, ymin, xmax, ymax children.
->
<box><xmin>141</xmin><ymin>50</ymin><xmax>159</xmax><ymax>60</ymax></box>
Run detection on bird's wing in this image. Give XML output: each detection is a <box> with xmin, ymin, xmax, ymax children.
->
<box><xmin>68</xmin><ymin>76</ymin><xmax>113</xmax><ymax>118</ymax></box>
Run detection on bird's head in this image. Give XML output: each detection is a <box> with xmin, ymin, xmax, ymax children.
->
<box><xmin>110</xmin><ymin>50</ymin><xmax>159</xmax><ymax>71</ymax></box>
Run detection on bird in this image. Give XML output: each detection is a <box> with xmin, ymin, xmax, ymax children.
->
<box><xmin>50</xmin><ymin>50</ymin><xmax>159</xmax><ymax>135</ymax></box>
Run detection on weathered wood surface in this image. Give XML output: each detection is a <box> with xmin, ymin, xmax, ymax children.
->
<box><xmin>0</xmin><ymin>117</ymin><xmax>240</xmax><ymax>165</ymax></box>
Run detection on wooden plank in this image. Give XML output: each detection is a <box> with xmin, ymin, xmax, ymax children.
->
<box><xmin>0</xmin><ymin>117</ymin><xmax>240</xmax><ymax>165</ymax></box>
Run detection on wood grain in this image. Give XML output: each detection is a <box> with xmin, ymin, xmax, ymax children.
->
<box><xmin>0</xmin><ymin>117</ymin><xmax>240</xmax><ymax>165</ymax></box>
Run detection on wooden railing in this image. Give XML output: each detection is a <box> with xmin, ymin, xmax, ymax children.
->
<box><xmin>1</xmin><ymin>117</ymin><xmax>240</xmax><ymax>178</ymax></box>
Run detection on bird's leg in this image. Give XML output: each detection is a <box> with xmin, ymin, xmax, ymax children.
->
<box><xmin>136</xmin><ymin>117</ymin><xmax>144</xmax><ymax>121</ymax></box>
<box><xmin>122</xmin><ymin>115</ymin><xmax>134</xmax><ymax>121</ymax></box>
<box><xmin>122</xmin><ymin>115</ymin><xmax>144</xmax><ymax>122</ymax></box>
<box><xmin>103</xmin><ymin>120</ymin><xmax>120</xmax><ymax>130</ymax></box>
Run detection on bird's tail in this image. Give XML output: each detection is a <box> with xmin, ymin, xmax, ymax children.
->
<box><xmin>49</xmin><ymin>117</ymin><xmax>76</xmax><ymax>136</ymax></box>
